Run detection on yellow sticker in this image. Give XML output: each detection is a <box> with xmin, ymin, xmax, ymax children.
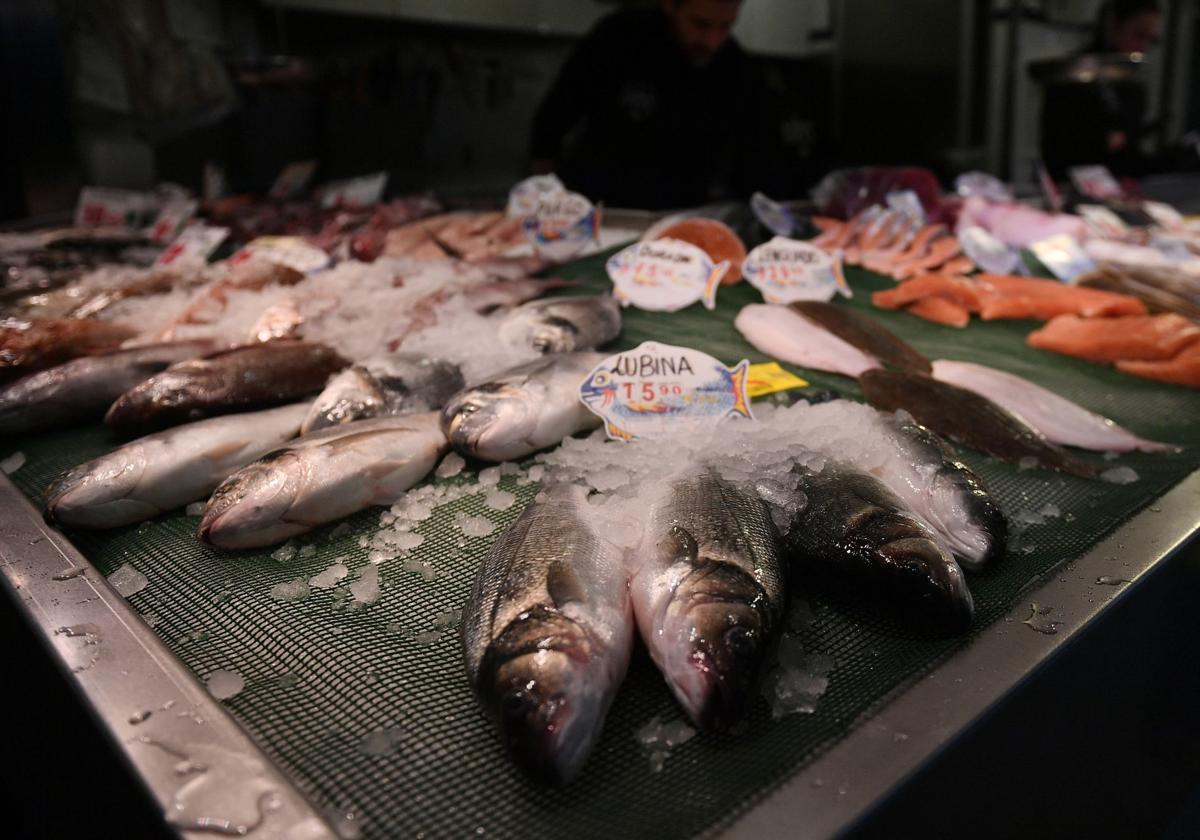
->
<box><xmin>746</xmin><ymin>362</ymin><xmax>808</xmax><ymax>398</ymax></box>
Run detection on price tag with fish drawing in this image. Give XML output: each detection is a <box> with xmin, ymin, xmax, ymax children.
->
<box><xmin>578</xmin><ymin>341</ymin><xmax>752</xmax><ymax>441</ymax></box>
<box><xmin>742</xmin><ymin>236</ymin><xmax>848</xmax><ymax>304</ymax></box>
<box><xmin>507</xmin><ymin>173</ymin><xmax>567</xmax><ymax>217</ymax></box>
<box><xmin>606</xmin><ymin>239</ymin><xmax>728</xmax><ymax>312</ymax></box>
<box><xmin>522</xmin><ymin>190</ymin><xmax>600</xmax><ymax>261</ymax></box>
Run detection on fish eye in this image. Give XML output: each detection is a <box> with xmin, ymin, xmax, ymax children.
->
<box><xmin>501</xmin><ymin>688</ymin><xmax>537</xmax><ymax>724</ymax></box>
<box><xmin>592</xmin><ymin>371</ymin><xmax>608</xmax><ymax>386</ymax></box>
<box><xmin>723</xmin><ymin>626</ymin><xmax>757</xmax><ymax>656</ymax></box>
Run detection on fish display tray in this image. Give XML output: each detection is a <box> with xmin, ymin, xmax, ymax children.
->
<box><xmin>3</xmin><ymin>254</ymin><xmax>1200</xmax><ymax>839</ymax></box>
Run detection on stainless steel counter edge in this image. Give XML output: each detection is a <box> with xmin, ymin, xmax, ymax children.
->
<box><xmin>722</xmin><ymin>467</ymin><xmax>1200</xmax><ymax>840</ymax></box>
<box><xmin>0</xmin><ymin>474</ymin><xmax>337</xmax><ymax>840</ymax></box>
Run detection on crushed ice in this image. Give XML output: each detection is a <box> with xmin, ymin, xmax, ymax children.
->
<box><xmin>107</xmin><ymin>563</ymin><xmax>149</xmax><ymax>598</ymax></box>
<box><xmin>1100</xmin><ymin>466</ymin><xmax>1139</xmax><ymax>485</ymax></box>
<box><xmin>269</xmin><ymin>578</ymin><xmax>310</xmax><ymax>602</ymax></box>
<box><xmin>636</xmin><ymin>715</ymin><xmax>697</xmax><ymax>772</ymax></box>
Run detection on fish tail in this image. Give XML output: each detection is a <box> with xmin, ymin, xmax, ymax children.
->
<box><xmin>605</xmin><ymin>420</ymin><xmax>634</xmax><ymax>442</ymax></box>
<box><xmin>833</xmin><ymin>255</ymin><xmax>852</xmax><ymax>298</ymax></box>
<box><xmin>702</xmin><ymin>261</ymin><xmax>729</xmax><ymax>310</ymax></box>
<box><xmin>728</xmin><ymin>359</ymin><xmax>752</xmax><ymax>419</ymax></box>
<box><xmin>591</xmin><ymin>204</ymin><xmax>603</xmax><ymax>243</ymax></box>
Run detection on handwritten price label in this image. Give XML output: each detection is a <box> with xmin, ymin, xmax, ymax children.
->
<box><xmin>606</xmin><ymin>239</ymin><xmax>727</xmax><ymax>312</ymax></box>
<box><xmin>742</xmin><ymin>236</ymin><xmax>847</xmax><ymax>304</ymax></box>
<box><xmin>578</xmin><ymin>341</ymin><xmax>751</xmax><ymax>441</ymax></box>
<box><xmin>522</xmin><ymin>190</ymin><xmax>599</xmax><ymax>261</ymax></box>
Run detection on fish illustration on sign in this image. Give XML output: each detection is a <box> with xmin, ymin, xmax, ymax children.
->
<box><xmin>578</xmin><ymin>341</ymin><xmax>752</xmax><ymax>440</ymax></box>
<box><xmin>606</xmin><ymin>240</ymin><xmax>728</xmax><ymax>312</ymax></box>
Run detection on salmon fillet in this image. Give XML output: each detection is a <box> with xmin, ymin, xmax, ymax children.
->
<box><xmin>976</xmin><ymin>274</ymin><xmax>1147</xmax><ymax>320</ymax></box>
<box><xmin>905</xmin><ymin>297</ymin><xmax>971</xmax><ymax>328</ymax></box>
<box><xmin>1116</xmin><ymin>342</ymin><xmax>1200</xmax><ymax>388</ymax></box>
<box><xmin>873</xmin><ymin>274</ymin><xmax>984</xmax><ymax>312</ymax></box>
<box><xmin>1027</xmin><ymin>314</ymin><xmax>1200</xmax><ymax>362</ymax></box>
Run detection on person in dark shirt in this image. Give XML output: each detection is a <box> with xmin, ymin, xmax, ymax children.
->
<box><xmin>1040</xmin><ymin>0</ymin><xmax>1163</xmax><ymax>180</ymax></box>
<box><xmin>530</xmin><ymin>0</ymin><xmax>772</xmax><ymax>210</ymax></box>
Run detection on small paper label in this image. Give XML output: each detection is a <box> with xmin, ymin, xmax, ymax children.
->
<box><xmin>507</xmin><ymin>174</ymin><xmax>567</xmax><ymax>217</ymax></box>
<box><xmin>1069</xmin><ymin>165</ymin><xmax>1123</xmax><ymax>200</ymax></box>
<box><xmin>750</xmin><ymin>192</ymin><xmax>797</xmax><ymax>237</ymax></box>
<box><xmin>742</xmin><ymin>236</ymin><xmax>847</xmax><ymax>304</ymax></box>
<box><xmin>959</xmin><ymin>225</ymin><xmax>1019</xmax><ymax>275</ymax></box>
<box><xmin>954</xmin><ymin>172</ymin><xmax>1013</xmax><ymax>203</ymax></box>
<box><xmin>317</xmin><ymin>172</ymin><xmax>388</xmax><ymax>209</ymax></box>
<box><xmin>578</xmin><ymin>341</ymin><xmax>753</xmax><ymax>441</ymax></box>
<box><xmin>234</xmin><ymin>235</ymin><xmax>329</xmax><ymax>274</ymax></box>
<box><xmin>146</xmin><ymin>198</ymin><xmax>198</xmax><ymax>244</ymax></box>
<box><xmin>1077</xmin><ymin>204</ymin><xmax>1130</xmax><ymax>240</ymax></box>
<box><xmin>1143</xmin><ymin>200</ymin><xmax>1185</xmax><ymax>232</ymax></box>
<box><xmin>606</xmin><ymin>239</ymin><xmax>728</xmax><ymax>312</ymax></box>
<box><xmin>155</xmin><ymin>224</ymin><xmax>229</xmax><ymax>267</ymax></box>
<box><xmin>746</xmin><ymin>362</ymin><xmax>808</xmax><ymax>398</ymax></box>
<box><xmin>74</xmin><ymin>187</ymin><xmax>152</xmax><ymax>229</ymax></box>
<box><xmin>886</xmin><ymin>190</ymin><xmax>927</xmax><ymax>226</ymax></box>
<box><xmin>521</xmin><ymin>190</ymin><xmax>599</xmax><ymax>261</ymax></box>
<box><xmin>269</xmin><ymin>160</ymin><xmax>317</xmax><ymax>200</ymax></box>
<box><xmin>203</xmin><ymin>162</ymin><xmax>228</xmax><ymax>202</ymax></box>
<box><xmin>1030</xmin><ymin>234</ymin><xmax>1096</xmax><ymax>281</ymax></box>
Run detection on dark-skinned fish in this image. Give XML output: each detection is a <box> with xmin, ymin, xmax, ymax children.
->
<box><xmin>301</xmin><ymin>354</ymin><xmax>464</xmax><ymax>434</ymax></box>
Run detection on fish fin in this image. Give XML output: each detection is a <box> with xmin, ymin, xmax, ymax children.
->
<box><xmin>727</xmin><ymin>359</ymin><xmax>753</xmax><ymax>419</ymax></box>
<box><xmin>203</xmin><ymin>440</ymin><xmax>249</xmax><ymax>461</ymax></box>
<box><xmin>547</xmin><ymin>559</ymin><xmax>587</xmax><ymax>606</ymax></box>
<box><xmin>658</xmin><ymin>525</ymin><xmax>698</xmax><ymax>565</ymax></box>
<box><xmin>833</xmin><ymin>255</ymin><xmax>852</xmax><ymax>298</ymax></box>
<box><xmin>702</xmin><ymin>261</ymin><xmax>729</xmax><ymax>310</ymax></box>
<box><xmin>604</xmin><ymin>420</ymin><xmax>634</xmax><ymax>442</ymax></box>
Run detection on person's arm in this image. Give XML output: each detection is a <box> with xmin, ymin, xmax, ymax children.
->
<box><xmin>529</xmin><ymin>18</ymin><xmax>612</xmax><ymax>172</ymax></box>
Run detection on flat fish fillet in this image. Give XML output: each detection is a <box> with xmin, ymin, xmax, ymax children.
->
<box><xmin>1027</xmin><ymin>314</ymin><xmax>1200</xmax><ymax>363</ymax></box>
<box><xmin>734</xmin><ymin>304</ymin><xmax>880</xmax><ymax>378</ymax></box>
<box><xmin>931</xmin><ymin>359</ymin><xmax>1177</xmax><ymax>452</ymax></box>
<box><xmin>1115</xmin><ymin>342</ymin><xmax>1200</xmax><ymax>389</ymax></box>
<box><xmin>906</xmin><ymin>297</ymin><xmax>971</xmax><ymax>328</ymax></box>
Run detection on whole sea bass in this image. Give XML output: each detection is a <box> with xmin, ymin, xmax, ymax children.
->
<box><xmin>0</xmin><ymin>339</ymin><xmax>215</xmax><ymax>435</ymax></box>
<box><xmin>440</xmin><ymin>352</ymin><xmax>604</xmax><ymax>462</ymax></box>
<box><xmin>44</xmin><ymin>403</ymin><xmax>309</xmax><ymax>529</ymax></box>
<box><xmin>301</xmin><ymin>354</ymin><xmax>464</xmax><ymax>435</ymax></box>
<box><xmin>199</xmin><ymin>412</ymin><xmax>448</xmax><ymax>549</ymax></box>
<box><xmin>105</xmin><ymin>340</ymin><xmax>347</xmax><ymax>436</ymax></box>
<box><xmin>498</xmin><ymin>295</ymin><xmax>622</xmax><ymax>354</ymax></box>
<box><xmin>630</xmin><ymin>468</ymin><xmax>786</xmax><ymax>730</ymax></box>
<box><xmin>786</xmin><ymin>461</ymin><xmax>974</xmax><ymax>631</ymax></box>
<box><xmin>462</xmin><ymin>484</ymin><xmax>634</xmax><ymax>785</ymax></box>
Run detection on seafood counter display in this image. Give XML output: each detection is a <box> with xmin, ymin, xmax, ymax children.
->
<box><xmin>2</xmin><ymin>195</ymin><xmax>1200</xmax><ymax>839</ymax></box>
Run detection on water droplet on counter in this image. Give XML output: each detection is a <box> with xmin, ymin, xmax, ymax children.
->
<box><xmin>1096</xmin><ymin>576</ymin><xmax>1129</xmax><ymax>586</ymax></box>
<box><xmin>52</xmin><ymin>566</ymin><xmax>87</xmax><ymax>581</ymax></box>
<box><xmin>129</xmin><ymin>709</ymin><xmax>152</xmax><ymax>725</ymax></box>
<box><xmin>1022</xmin><ymin>603</ymin><xmax>1061</xmax><ymax>635</ymax></box>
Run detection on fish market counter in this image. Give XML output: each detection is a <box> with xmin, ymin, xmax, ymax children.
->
<box><xmin>3</xmin><ymin>253</ymin><xmax>1200</xmax><ymax>839</ymax></box>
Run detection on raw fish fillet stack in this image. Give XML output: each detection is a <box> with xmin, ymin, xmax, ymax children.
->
<box><xmin>810</xmin><ymin>208</ymin><xmax>969</xmax><ymax>280</ymax></box>
<box><xmin>1028</xmin><ymin>313</ymin><xmax>1200</xmax><ymax>388</ymax></box>
<box><xmin>873</xmin><ymin>273</ymin><xmax>1148</xmax><ymax>328</ymax></box>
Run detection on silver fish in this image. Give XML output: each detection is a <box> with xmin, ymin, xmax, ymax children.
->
<box><xmin>498</xmin><ymin>295</ymin><xmax>622</xmax><ymax>354</ymax></box>
<box><xmin>785</xmin><ymin>461</ymin><xmax>973</xmax><ymax>631</ymax></box>
<box><xmin>301</xmin><ymin>354</ymin><xmax>464</xmax><ymax>435</ymax></box>
<box><xmin>440</xmin><ymin>352</ymin><xmax>604</xmax><ymax>463</ymax></box>
<box><xmin>198</xmin><ymin>412</ymin><xmax>447</xmax><ymax>549</ymax></box>
<box><xmin>0</xmin><ymin>339</ymin><xmax>214</xmax><ymax>435</ymax></box>
<box><xmin>45</xmin><ymin>403</ymin><xmax>309</xmax><ymax>529</ymax></box>
<box><xmin>630</xmin><ymin>468</ymin><xmax>786</xmax><ymax>730</ymax></box>
<box><xmin>462</xmin><ymin>483</ymin><xmax>633</xmax><ymax>785</ymax></box>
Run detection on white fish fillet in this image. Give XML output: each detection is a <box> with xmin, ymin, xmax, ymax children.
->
<box><xmin>46</xmin><ymin>403</ymin><xmax>310</xmax><ymax>529</ymax></box>
<box><xmin>734</xmin><ymin>304</ymin><xmax>879</xmax><ymax>377</ymax></box>
<box><xmin>931</xmin><ymin>359</ymin><xmax>1177</xmax><ymax>453</ymax></box>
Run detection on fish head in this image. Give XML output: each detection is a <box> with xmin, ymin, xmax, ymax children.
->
<box><xmin>440</xmin><ymin>382</ymin><xmax>537</xmax><ymax>462</ymax></box>
<box><xmin>656</xmin><ymin>527</ymin><xmax>773</xmax><ymax>730</ymax></box>
<box><xmin>577</xmin><ymin>367</ymin><xmax>616</xmax><ymax>410</ymax></box>
<box><xmin>44</xmin><ymin>447</ymin><xmax>158</xmax><ymax>527</ymax></box>
<box><xmin>480</xmin><ymin>606</ymin><xmax>604</xmax><ymax>785</ymax></box>
<box><xmin>197</xmin><ymin>450</ymin><xmax>308</xmax><ymax>549</ymax></box>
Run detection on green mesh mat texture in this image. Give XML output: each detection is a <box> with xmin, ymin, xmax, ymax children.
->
<box><xmin>5</xmin><ymin>252</ymin><xmax>1200</xmax><ymax>840</ymax></box>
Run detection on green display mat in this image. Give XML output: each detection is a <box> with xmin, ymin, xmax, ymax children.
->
<box><xmin>5</xmin><ymin>254</ymin><xmax>1199</xmax><ymax>839</ymax></box>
